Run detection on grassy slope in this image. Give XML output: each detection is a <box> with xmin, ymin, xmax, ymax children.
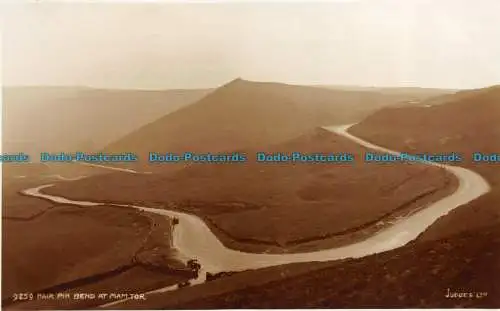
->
<box><xmin>45</xmin><ymin>128</ymin><xmax>456</xmax><ymax>253</ymax></box>
<box><xmin>349</xmin><ymin>85</ymin><xmax>500</xmax><ymax>239</ymax></box>
<box><xmin>2</xmin><ymin>169</ymin><xmax>190</xmax><ymax>309</ymax></box>
<box><xmin>135</xmin><ymin>225</ymin><xmax>498</xmax><ymax>309</ymax></box>
<box><xmin>2</xmin><ymin>86</ymin><xmax>211</xmax><ymax>156</ymax></box>
<box><xmin>109</xmin><ymin>85</ymin><xmax>500</xmax><ymax>309</ymax></box>
<box><xmin>102</xmin><ymin>79</ymin><xmax>449</xmax><ymax>172</ymax></box>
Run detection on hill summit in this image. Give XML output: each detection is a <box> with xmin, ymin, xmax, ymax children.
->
<box><xmin>104</xmin><ymin>79</ymin><xmax>398</xmax><ymax>159</ymax></box>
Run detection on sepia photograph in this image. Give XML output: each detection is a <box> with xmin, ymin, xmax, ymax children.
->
<box><xmin>1</xmin><ymin>0</ymin><xmax>499</xmax><ymax>309</ymax></box>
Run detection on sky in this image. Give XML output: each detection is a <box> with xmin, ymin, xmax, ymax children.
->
<box><xmin>1</xmin><ymin>0</ymin><xmax>500</xmax><ymax>90</ymax></box>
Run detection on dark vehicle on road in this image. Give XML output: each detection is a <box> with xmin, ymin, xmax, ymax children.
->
<box><xmin>187</xmin><ymin>258</ymin><xmax>201</xmax><ymax>272</ymax></box>
<box><xmin>177</xmin><ymin>281</ymin><xmax>191</xmax><ymax>289</ymax></box>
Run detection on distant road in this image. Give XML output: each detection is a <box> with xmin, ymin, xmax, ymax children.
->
<box><xmin>22</xmin><ymin>124</ymin><xmax>491</xmax><ymax>305</ymax></box>
<box><xmin>79</xmin><ymin>162</ymin><xmax>141</xmax><ymax>174</ymax></box>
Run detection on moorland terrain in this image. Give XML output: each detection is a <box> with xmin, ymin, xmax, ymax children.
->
<box><xmin>3</xmin><ymin>81</ymin><xmax>498</xmax><ymax>309</ymax></box>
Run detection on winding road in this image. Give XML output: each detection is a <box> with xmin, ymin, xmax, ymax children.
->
<box><xmin>21</xmin><ymin>124</ymin><xmax>491</xmax><ymax>305</ymax></box>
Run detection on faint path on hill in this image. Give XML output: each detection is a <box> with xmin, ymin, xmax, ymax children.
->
<box><xmin>45</xmin><ymin>174</ymin><xmax>88</xmax><ymax>181</ymax></box>
<box><xmin>79</xmin><ymin>162</ymin><xmax>141</xmax><ymax>174</ymax></box>
<box><xmin>21</xmin><ymin>124</ymin><xmax>491</xmax><ymax>307</ymax></box>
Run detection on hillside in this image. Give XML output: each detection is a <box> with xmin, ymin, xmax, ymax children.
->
<box><xmin>350</xmin><ymin>85</ymin><xmax>500</xmax><ymax>241</ymax></box>
<box><xmin>319</xmin><ymin>85</ymin><xmax>456</xmax><ymax>105</ymax></box>
<box><xmin>350</xmin><ymin>85</ymin><xmax>500</xmax><ymax>168</ymax></box>
<box><xmin>46</xmin><ymin>127</ymin><xmax>456</xmax><ymax>253</ymax></box>
<box><xmin>2</xmin><ymin>171</ymin><xmax>191</xmax><ymax>309</ymax></box>
<box><xmin>101</xmin><ymin>85</ymin><xmax>500</xmax><ymax>309</ymax></box>
<box><xmin>2</xmin><ymin>86</ymin><xmax>211</xmax><ymax>157</ymax></box>
<box><xmin>124</xmin><ymin>225</ymin><xmax>499</xmax><ymax>309</ymax></box>
<box><xmin>103</xmin><ymin>79</ymin><xmax>437</xmax><ymax>166</ymax></box>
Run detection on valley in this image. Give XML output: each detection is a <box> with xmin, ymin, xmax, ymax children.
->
<box><xmin>2</xmin><ymin>81</ymin><xmax>498</xmax><ymax>309</ymax></box>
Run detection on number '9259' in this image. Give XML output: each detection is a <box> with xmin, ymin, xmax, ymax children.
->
<box><xmin>12</xmin><ymin>293</ymin><xmax>34</xmax><ymax>301</ymax></box>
